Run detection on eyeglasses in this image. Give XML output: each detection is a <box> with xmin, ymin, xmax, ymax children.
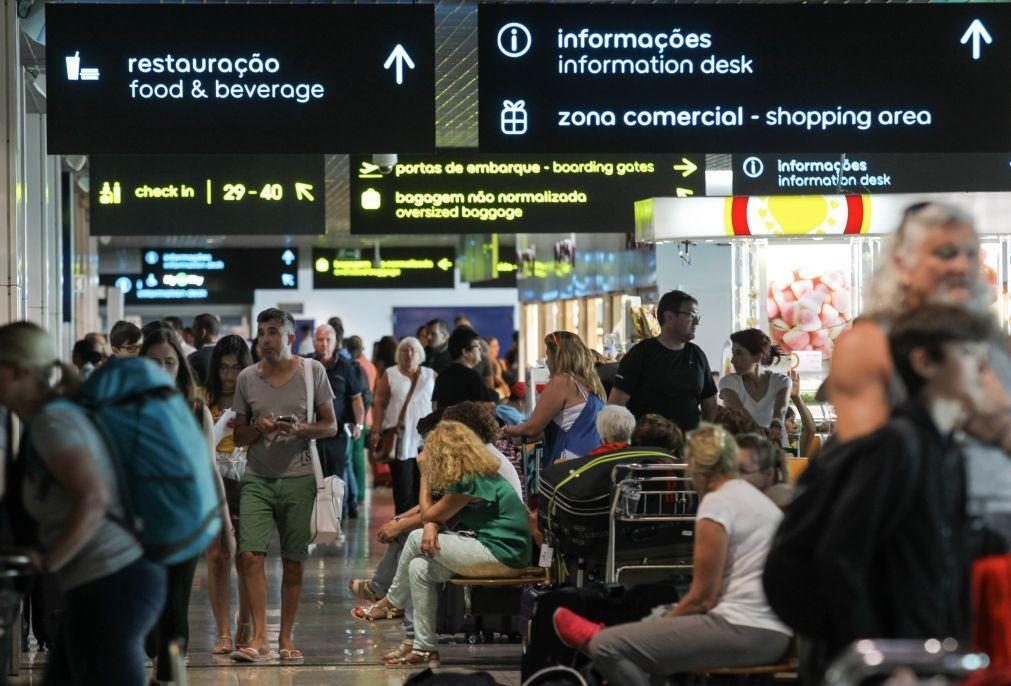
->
<box><xmin>676</xmin><ymin>311</ymin><xmax>701</xmax><ymax>323</ymax></box>
<box><xmin>118</xmin><ymin>343</ymin><xmax>142</xmax><ymax>353</ymax></box>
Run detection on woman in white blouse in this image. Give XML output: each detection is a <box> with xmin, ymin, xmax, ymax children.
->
<box><xmin>370</xmin><ymin>337</ymin><xmax>436</xmax><ymax>515</ymax></box>
<box><xmin>718</xmin><ymin>329</ymin><xmax>791</xmax><ymax>446</ymax></box>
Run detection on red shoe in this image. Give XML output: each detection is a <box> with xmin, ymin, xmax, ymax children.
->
<box><xmin>552</xmin><ymin>607</ymin><xmax>604</xmax><ymax>652</ymax></box>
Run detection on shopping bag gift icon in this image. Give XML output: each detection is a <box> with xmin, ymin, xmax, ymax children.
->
<box><xmin>501</xmin><ymin>100</ymin><xmax>528</xmax><ymax>135</ymax></box>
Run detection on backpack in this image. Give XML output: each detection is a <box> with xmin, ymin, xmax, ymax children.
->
<box><xmin>46</xmin><ymin>357</ymin><xmax>221</xmax><ymax>564</ymax></box>
<box><xmin>762</xmin><ymin>416</ymin><xmax>919</xmax><ymax>638</ymax></box>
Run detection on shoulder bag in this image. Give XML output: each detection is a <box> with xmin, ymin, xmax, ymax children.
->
<box><xmin>373</xmin><ymin>368</ymin><xmax>421</xmax><ymax>464</ymax></box>
<box><xmin>305</xmin><ymin>359</ymin><xmax>344</xmax><ymax>546</ymax></box>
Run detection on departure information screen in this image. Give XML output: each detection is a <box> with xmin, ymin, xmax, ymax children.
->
<box><xmin>47</xmin><ymin>4</ymin><xmax>435</xmax><ymax>153</ymax></box>
<box><xmin>89</xmin><ymin>155</ymin><xmax>325</xmax><ymax>236</ymax></box>
<box><xmin>101</xmin><ymin>248</ymin><xmax>299</xmax><ymax>304</ymax></box>
<box><xmin>348</xmin><ymin>152</ymin><xmax>704</xmax><ymax>234</ymax></box>
<box><xmin>313</xmin><ymin>247</ymin><xmax>456</xmax><ymax>289</ymax></box>
<box><xmin>478</xmin><ymin>4</ymin><xmax>1011</xmax><ymax>152</ymax></box>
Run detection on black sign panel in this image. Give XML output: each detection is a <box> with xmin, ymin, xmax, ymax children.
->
<box><xmin>470</xmin><ymin>246</ymin><xmax>519</xmax><ymax>289</ymax></box>
<box><xmin>313</xmin><ymin>247</ymin><xmax>455</xmax><ymax>289</ymax></box>
<box><xmin>90</xmin><ymin>155</ymin><xmax>325</xmax><ymax>236</ymax></box>
<box><xmin>349</xmin><ymin>152</ymin><xmax>704</xmax><ymax>234</ymax></box>
<box><xmin>47</xmin><ymin>4</ymin><xmax>435</xmax><ymax>153</ymax></box>
<box><xmin>479</xmin><ymin>5</ymin><xmax>1011</xmax><ymax>153</ymax></box>
<box><xmin>102</xmin><ymin>248</ymin><xmax>298</xmax><ymax>304</ymax></box>
<box><xmin>731</xmin><ymin>154</ymin><xmax>1011</xmax><ymax>195</ymax></box>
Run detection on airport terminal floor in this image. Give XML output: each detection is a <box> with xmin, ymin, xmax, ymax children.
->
<box><xmin>10</xmin><ymin>487</ymin><xmax>524</xmax><ymax>685</ymax></box>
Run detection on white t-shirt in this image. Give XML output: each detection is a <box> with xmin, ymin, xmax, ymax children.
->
<box><xmin>697</xmin><ymin>479</ymin><xmax>791</xmax><ymax>636</ymax></box>
<box><xmin>485</xmin><ymin>443</ymin><xmax>525</xmax><ymax>503</ymax></box>
<box><xmin>719</xmin><ymin>372</ymin><xmax>791</xmax><ymax>446</ymax></box>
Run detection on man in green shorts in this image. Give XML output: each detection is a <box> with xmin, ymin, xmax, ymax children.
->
<box><xmin>232</xmin><ymin>308</ymin><xmax>337</xmax><ymax>663</ymax></box>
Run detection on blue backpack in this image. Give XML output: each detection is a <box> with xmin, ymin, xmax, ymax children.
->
<box><xmin>50</xmin><ymin>357</ymin><xmax>221</xmax><ymax>564</ymax></box>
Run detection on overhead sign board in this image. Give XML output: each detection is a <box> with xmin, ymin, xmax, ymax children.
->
<box><xmin>313</xmin><ymin>247</ymin><xmax>455</xmax><ymax>289</ymax></box>
<box><xmin>479</xmin><ymin>5</ymin><xmax>1011</xmax><ymax>153</ymax></box>
<box><xmin>101</xmin><ymin>248</ymin><xmax>299</xmax><ymax>304</ymax></box>
<box><xmin>349</xmin><ymin>152</ymin><xmax>704</xmax><ymax>234</ymax></box>
<box><xmin>89</xmin><ymin>155</ymin><xmax>325</xmax><ymax>235</ymax></box>
<box><xmin>730</xmin><ymin>154</ymin><xmax>1011</xmax><ymax>196</ymax></box>
<box><xmin>47</xmin><ymin>4</ymin><xmax>435</xmax><ymax>153</ymax></box>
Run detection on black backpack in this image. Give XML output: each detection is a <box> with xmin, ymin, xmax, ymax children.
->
<box><xmin>762</xmin><ymin>416</ymin><xmax>920</xmax><ymax>638</ymax></box>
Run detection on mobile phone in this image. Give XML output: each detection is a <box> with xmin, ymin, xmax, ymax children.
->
<box><xmin>277</xmin><ymin>415</ymin><xmax>297</xmax><ymax>424</ymax></box>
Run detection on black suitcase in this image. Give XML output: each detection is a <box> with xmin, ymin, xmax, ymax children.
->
<box><xmin>538</xmin><ymin>447</ymin><xmax>692</xmax><ymax>561</ymax></box>
<box><xmin>520</xmin><ymin>581</ymin><xmax>681</xmax><ymax>680</ymax></box>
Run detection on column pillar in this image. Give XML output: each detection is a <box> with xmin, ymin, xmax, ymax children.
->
<box><xmin>0</xmin><ymin>0</ymin><xmax>26</xmax><ymax>324</ymax></box>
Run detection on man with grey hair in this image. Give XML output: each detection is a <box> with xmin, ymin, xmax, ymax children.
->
<box><xmin>231</xmin><ymin>308</ymin><xmax>338</xmax><ymax>663</ymax></box>
<box><xmin>828</xmin><ymin>201</ymin><xmax>1011</xmax><ymax>544</ymax></box>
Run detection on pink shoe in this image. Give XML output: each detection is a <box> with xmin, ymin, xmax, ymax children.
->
<box><xmin>552</xmin><ymin>607</ymin><xmax>604</xmax><ymax>652</ymax></box>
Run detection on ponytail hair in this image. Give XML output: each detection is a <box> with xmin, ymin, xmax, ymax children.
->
<box><xmin>0</xmin><ymin>322</ymin><xmax>80</xmax><ymax>400</ymax></box>
<box><xmin>729</xmin><ymin>328</ymin><xmax>783</xmax><ymax>366</ymax></box>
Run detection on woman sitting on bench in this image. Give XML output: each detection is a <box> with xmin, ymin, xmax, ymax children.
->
<box><xmin>358</xmin><ymin>420</ymin><xmax>532</xmax><ymax>669</ymax></box>
<box><xmin>552</xmin><ymin>423</ymin><xmax>792</xmax><ymax>686</ymax></box>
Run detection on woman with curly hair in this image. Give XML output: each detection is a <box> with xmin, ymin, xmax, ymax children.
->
<box><xmin>504</xmin><ymin>331</ymin><xmax>606</xmax><ymax>465</ymax></box>
<box><xmin>356</xmin><ymin>421</ymin><xmax>532</xmax><ymax>669</ymax></box>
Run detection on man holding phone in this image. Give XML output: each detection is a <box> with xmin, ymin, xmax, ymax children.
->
<box><xmin>231</xmin><ymin>308</ymin><xmax>337</xmax><ymax>663</ymax></box>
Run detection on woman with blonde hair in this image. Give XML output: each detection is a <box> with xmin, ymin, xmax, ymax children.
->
<box><xmin>504</xmin><ymin>331</ymin><xmax>607</xmax><ymax>465</ymax></box>
<box><xmin>0</xmin><ymin>322</ymin><xmax>165</xmax><ymax>685</ymax></box>
<box><xmin>356</xmin><ymin>421</ymin><xmax>531</xmax><ymax>669</ymax></box>
<box><xmin>552</xmin><ymin>423</ymin><xmax>791</xmax><ymax>685</ymax></box>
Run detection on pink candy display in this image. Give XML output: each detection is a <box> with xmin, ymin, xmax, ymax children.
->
<box><xmin>768</xmin><ymin>269</ymin><xmax>852</xmax><ymax>360</ymax></box>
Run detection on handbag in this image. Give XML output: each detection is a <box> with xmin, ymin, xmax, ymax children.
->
<box><xmin>373</xmin><ymin>368</ymin><xmax>421</xmax><ymax>464</ymax></box>
<box><xmin>305</xmin><ymin>359</ymin><xmax>344</xmax><ymax>546</ymax></box>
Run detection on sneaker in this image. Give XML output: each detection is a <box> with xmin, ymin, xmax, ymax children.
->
<box><xmin>552</xmin><ymin>607</ymin><xmax>603</xmax><ymax>652</ymax></box>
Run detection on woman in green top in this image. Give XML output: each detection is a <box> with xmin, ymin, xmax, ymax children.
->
<box><xmin>359</xmin><ymin>420</ymin><xmax>532</xmax><ymax>669</ymax></box>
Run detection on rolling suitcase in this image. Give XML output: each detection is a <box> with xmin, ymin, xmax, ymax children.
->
<box><xmin>538</xmin><ymin>446</ymin><xmax>690</xmax><ymax>562</ymax></box>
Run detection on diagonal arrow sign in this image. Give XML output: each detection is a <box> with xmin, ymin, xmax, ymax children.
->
<box><xmin>961</xmin><ymin>19</ymin><xmax>992</xmax><ymax>61</ymax></box>
<box><xmin>673</xmin><ymin>157</ymin><xmax>698</xmax><ymax>178</ymax></box>
<box><xmin>675</xmin><ymin>187</ymin><xmax>694</xmax><ymax>198</ymax></box>
<box><xmin>295</xmin><ymin>183</ymin><xmax>315</xmax><ymax>201</ymax></box>
<box><xmin>384</xmin><ymin>44</ymin><xmax>415</xmax><ymax>85</ymax></box>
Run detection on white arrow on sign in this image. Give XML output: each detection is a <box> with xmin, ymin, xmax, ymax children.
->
<box><xmin>961</xmin><ymin>19</ymin><xmax>992</xmax><ymax>60</ymax></box>
<box><xmin>384</xmin><ymin>45</ymin><xmax>415</xmax><ymax>85</ymax></box>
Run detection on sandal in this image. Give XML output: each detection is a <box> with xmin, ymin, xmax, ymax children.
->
<box><xmin>385</xmin><ymin>649</ymin><xmax>440</xmax><ymax>669</ymax></box>
<box><xmin>212</xmin><ymin>635</ymin><xmax>234</xmax><ymax>655</ymax></box>
<box><xmin>235</xmin><ymin>621</ymin><xmax>253</xmax><ymax>649</ymax></box>
<box><xmin>348</xmin><ymin>578</ymin><xmax>380</xmax><ymax>602</ymax></box>
<box><xmin>279</xmin><ymin>648</ymin><xmax>304</xmax><ymax>663</ymax></box>
<box><xmin>351</xmin><ymin>603</ymin><xmax>404</xmax><ymax>622</ymax></box>
<box><xmin>382</xmin><ymin>640</ymin><xmax>413</xmax><ymax>662</ymax></box>
<box><xmin>231</xmin><ymin>646</ymin><xmax>270</xmax><ymax>663</ymax></box>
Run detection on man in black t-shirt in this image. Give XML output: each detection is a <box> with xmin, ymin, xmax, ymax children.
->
<box><xmin>432</xmin><ymin>326</ymin><xmax>496</xmax><ymax>409</ymax></box>
<box><xmin>423</xmin><ymin>319</ymin><xmax>453</xmax><ymax>374</ymax></box>
<box><xmin>609</xmin><ymin>290</ymin><xmax>718</xmax><ymax>433</ymax></box>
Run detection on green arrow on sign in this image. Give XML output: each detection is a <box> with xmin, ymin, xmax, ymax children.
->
<box><xmin>673</xmin><ymin>158</ymin><xmax>698</xmax><ymax>178</ymax></box>
<box><xmin>295</xmin><ymin>183</ymin><xmax>315</xmax><ymax>201</ymax></box>
<box><xmin>437</xmin><ymin>258</ymin><xmax>453</xmax><ymax>271</ymax></box>
<box><xmin>676</xmin><ymin>187</ymin><xmax>694</xmax><ymax>198</ymax></box>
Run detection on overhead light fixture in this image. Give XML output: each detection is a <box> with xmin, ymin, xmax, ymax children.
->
<box><xmin>64</xmin><ymin>155</ymin><xmax>87</xmax><ymax>172</ymax></box>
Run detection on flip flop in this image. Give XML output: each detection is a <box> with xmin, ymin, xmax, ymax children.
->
<box><xmin>279</xmin><ymin>648</ymin><xmax>304</xmax><ymax>664</ymax></box>
<box><xmin>231</xmin><ymin>646</ymin><xmax>270</xmax><ymax>663</ymax></box>
<box><xmin>352</xmin><ymin>603</ymin><xmax>404</xmax><ymax>622</ymax></box>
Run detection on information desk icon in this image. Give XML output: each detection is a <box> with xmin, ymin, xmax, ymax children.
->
<box><xmin>497</xmin><ymin>22</ymin><xmax>532</xmax><ymax>58</ymax></box>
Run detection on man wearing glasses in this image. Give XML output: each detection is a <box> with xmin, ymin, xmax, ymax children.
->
<box><xmin>432</xmin><ymin>326</ymin><xmax>496</xmax><ymax>410</ymax></box>
<box><xmin>609</xmin><ymin>289</ymin><xmax>718</xmax><ymax>433</ymax></box>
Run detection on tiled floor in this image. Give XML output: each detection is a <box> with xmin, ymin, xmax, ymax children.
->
<box><xmin>11</xmin><ymin>487</ymin><xmax>523</xmax><ymax>685</ymax></box>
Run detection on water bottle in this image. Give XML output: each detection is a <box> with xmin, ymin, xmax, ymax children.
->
<box><xmin>623</xmin><ymin>480</ymin><xmax>642</xmax><ymax>517</ymax></box>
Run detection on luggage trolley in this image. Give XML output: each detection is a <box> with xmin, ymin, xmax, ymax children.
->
<box><xmin>606</xmin><ymin>463</ymin><xmax>698</xmax><ymax>584</ymax></box>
